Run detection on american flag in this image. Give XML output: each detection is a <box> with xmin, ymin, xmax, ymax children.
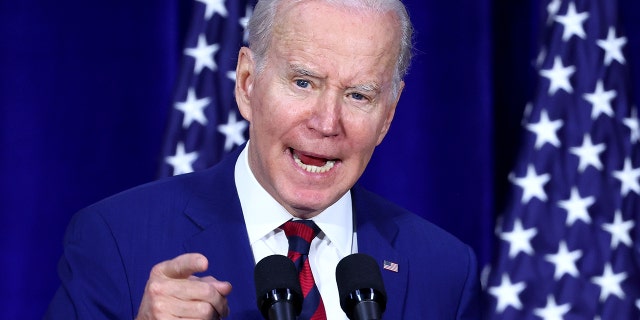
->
<box><xmin>159</xmin><ymin>0</ymin><xmax>256</xmax><ymax>177</ymax></box>
<box><xmin>485</xmin><ymin>0</ymin><xmax>640</xmax><ymax>319</ymax></box>
<box><xmin>383</xmin><ymin>260</ymin><xmax>399</xmax><ymax>273</ymax></box>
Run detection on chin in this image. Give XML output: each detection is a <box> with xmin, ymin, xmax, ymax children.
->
<box><xmin>285</xmin><ymin>190</ymin><xmax>341</xmax><ymax>216</ymax></box>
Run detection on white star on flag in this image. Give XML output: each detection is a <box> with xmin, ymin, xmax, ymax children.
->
<box><xmin>526</xmin><ymin>109</ymin><xmax>564</xmax><ymax>149</ymax></box>
<box><xmin>602</xmin><ymin>210</ymin><xmax>635</xmax><ymax>249</ymax></box>
<box><xmin>623</xmin><ymin>108</ymin><xmax>640</xmax><ymax>143</ymax></box>
<box><xmin>239</xmin><ymin>5</ymin><xmax>253</xmax><ymax>43</ymax></box>
<box><xmin>488</xmin><ymin>274</ymin><xmax>526</xmax><ymax>313</ymax></box>
<box><xmin>165</xmin><ymin>142</ymin><xmax>199</xmax><ymax>176</ymax></box>
<box><xmin>521</xmin><ymin>102</ymin><xmax>534</xmax><ymax>125</ymax></box>
<box><xmin>499</xmin><ymin>219</ymin><xmax>538</xmax><ymax>258</ymax></box>
<box><xmin>553</xmin><ymin>2</ymin><xmax>589</xmax><ymax>41</ymax></box>
<box><xmin>544</xmin><ymin>241</ymin><xmax>582</xmax><ymax>280</ymax></box>
<box><xmin>591</xmin><ymin>263</ymin><xmax>628</xmax><ymax>302</ymax></box>
<box><xmin>583</xmin><ymin>80</ymin><xmax>617</xmax><ymax>119</ymax></box>
<box><xmin>175</xmin><ymin>88</ymin><xmax>210</xmax><ymax>128</ymax></box>
<box><xmin>195</xmin><ymin>0</ymin><xmax>227</xmax><ymax>20</ymax></box>
<box><xmin>540</xmin><ymin>56</ymin><xmax>576</xmax><ymax>95</ymax></box>
<box><xmin>612</xmin><ymin>158</ymin><xmax>640</xmax><ymax>196</ymax></box>
<box><xmin>533</xmin><ymin>295</ymin><xmax>571</xmax><ymax>320</ymax></box>
<box><xmin>596</xmin><ymin>27</ymin><xmax>627</xmax><ymax>66</ymax></box>
<box><xmin>184</xmin><ymin>34</ymin><xmax>220</xmax><ymax>74</ymax></box>
<box><xmin>536</xmin><ymin>48</ymin><xmax>548</xmax><ymax>69</ymax></box>
<box><xmin>569</xmin><ymin>134</ymin><xmax>606</xmax><ymax>172</ymax></box>
<box><xmin>226</xmin><ymin>71</ymin><xmax>236</xmax><ymax>82</ymax></box>
<box><xmin>546</xmin><ymin>0</ymin><xmax>562</xmax><ymax>24</ymax></box>
<box><xmin>217</xmin><ymin>111</ymin><xmax>248</xmax><ymax>151</ymax></box>
<box><xmin>557</xmin><ymin>187</ymin><xmax>594</xmax><ymax>226</ymax></box>
<box><xmin>510</xmin><ymin>164</ymin><xmax>551</xmax><ymax>203</ymax></box>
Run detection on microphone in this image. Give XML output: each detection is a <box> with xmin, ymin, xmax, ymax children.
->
<box><xmin>254</xmin><ymin>255</ymin><xmax>303</xmax><ymax>320</ymax></box>
<box><xmin>336</xmin><ymin>253</ymin><xmax>387</xmax><ymax>320</ymax></box>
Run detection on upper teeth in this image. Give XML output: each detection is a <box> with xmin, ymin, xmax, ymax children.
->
<box><xmin>293</xmin><ymin>153</ymin><xmax>336</xmax><ymax>173</ymax></box>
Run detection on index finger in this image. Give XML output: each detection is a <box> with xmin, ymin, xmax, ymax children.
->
<box><xmin>152</xmin><ymin>253</ymin><xmax>208</xmax><ymax>279</ymax></box>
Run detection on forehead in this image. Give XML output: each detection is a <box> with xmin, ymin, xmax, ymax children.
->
<box><xmin>269</xmin><ymin>1</ymin><xmax>401</xmax><ymax>83</ymax></box>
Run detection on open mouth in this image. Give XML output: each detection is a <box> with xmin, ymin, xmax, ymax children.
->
<box><xmin>291</xmin><ymin>148</ymin><xmax>337</xmax><ymax>173</ymax></box>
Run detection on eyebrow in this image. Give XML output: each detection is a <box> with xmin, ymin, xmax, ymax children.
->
<box><xmin>350</xmin><ymin>83</ymin><xmax>380</xmax><ymax>93</ymax></box>
<box><xmin>290</xmin><ymin>64</ymin><xmax>322</xmax><ymax>78</ymax></box>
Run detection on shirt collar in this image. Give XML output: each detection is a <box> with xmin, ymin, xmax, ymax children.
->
<box><xmin>235</xmin><ymin>141</ymin><xmax>353</xmax><ymax>256</ymax></box>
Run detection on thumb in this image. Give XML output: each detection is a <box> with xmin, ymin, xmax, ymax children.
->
<box><xmin>153</xmin><ymin>253</ymin><xmax>208</xmax><ymax>279</ymax></box>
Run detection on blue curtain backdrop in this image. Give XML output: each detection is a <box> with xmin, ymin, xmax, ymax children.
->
<box><xmin>1</xmin><ymin>0</ymin><xmax>639</xmax><ymax>318</ymax></box>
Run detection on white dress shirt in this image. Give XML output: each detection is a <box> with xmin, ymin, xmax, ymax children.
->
<box><xmin>235</xmin><ymin>142</ymin><xmax>356</xmax><ymax>320</ymax></box>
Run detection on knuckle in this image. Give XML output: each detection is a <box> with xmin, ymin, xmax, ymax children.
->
<box><xmin>150</xmin><ymin>264</ymin><xmax>165</xmax><ymax>277</ymax></box>
<box><xmin>147</xmin><ymin>280</ymin><xmax>165</xmax><ymax>296</ymax></box>
<box><xmin>151</xmin><ymin>299</ymin><xmax>166</xmax><ymax>315</ymax></box>
<box><xmin>201</xmin><ymin>283</ymin><xmax>217</xmax><ymax>297</ymax></box>
<box><xmin>195</xmin><ymin>301</ymin><xmax>214</xmax><ymax>315</ymax></box>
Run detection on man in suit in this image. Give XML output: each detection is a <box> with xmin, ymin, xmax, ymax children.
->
<box><xmin>47</xmin><ymin>0</ymin><xmax>481</xmax><ymax>319</ymax></box>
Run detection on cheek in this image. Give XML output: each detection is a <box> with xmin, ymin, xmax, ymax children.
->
<box><xmin>251</xmin><ymin>95</ymin><xmax>303</xmax><ymax>140</ymax></box>
<box><xmin>346</xmin><ymin>113</ymin><xmax>389</xmax><ymax>143</ymax></box>
<box><xmin>264</xmin><ymin>88</ymin><xmax>310</xmax><ymax>122</ymax></box>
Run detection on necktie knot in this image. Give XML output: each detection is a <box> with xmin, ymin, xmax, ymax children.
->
<box><xmin>281</xmin><ymin>220</ymin><xmax>321</xmax><ymax>255</ymax></box>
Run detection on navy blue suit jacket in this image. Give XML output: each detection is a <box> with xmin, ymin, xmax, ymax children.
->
<box><xmin>46</xmin><ymin>147</ymin><xmax>481</xmax><ymax>319</ymax></box>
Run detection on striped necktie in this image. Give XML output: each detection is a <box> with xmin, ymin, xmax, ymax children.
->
<box><xmin>281</xmin><ymin>220</ymin><xmax>327</xmax><ymax>320</ymax></box>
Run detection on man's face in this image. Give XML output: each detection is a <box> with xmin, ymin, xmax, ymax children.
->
<box><xmin>235</xmin><ymin>1</ymin><xmax>404</xmax><ymax>218</ymax></box>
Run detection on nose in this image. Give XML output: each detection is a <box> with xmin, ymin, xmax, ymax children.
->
<box><xmin>308</xmin><ymin>92</ymin><xmax>343</xmax><ymax>137</ymax></box>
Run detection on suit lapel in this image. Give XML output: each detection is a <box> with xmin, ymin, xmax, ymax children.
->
<box><xmin>352</xmin><ymin>186</ymin><xmax>409</xmax><ymax>319</ymax></box>
<box><xmin>183</xmin><ymin>207</ymin><xmax>259</xmax><ymax>318</ymax></box>
<box><xmin>181</xmin><ymin>147</ymin><xmax>262</xmax><ymax>318</ymax></box>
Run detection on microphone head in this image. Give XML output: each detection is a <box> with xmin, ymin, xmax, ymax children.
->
<box><xmin>254</xmin><ymin>255</ymin><xmax>303</xmax><ymax>318</ymax></box>
<box><xmin>336</xmin><ymin>253</ymin><xmax>387</xmax><ymax>318</ymax></box>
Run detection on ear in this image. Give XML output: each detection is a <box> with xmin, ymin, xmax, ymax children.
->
<box><xmin>376</xmin><ymin>81</ymin><xmax>404</xmax><ymax>145</ymax></box>
<box><xmin>235</xmin><ymin>47</ymin><xmax>255</xmax><ymax>122</ymax></box>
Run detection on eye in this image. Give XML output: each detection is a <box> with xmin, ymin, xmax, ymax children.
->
<box><xmin>349</xmin><ymin>92</ymin><xmax>366</xmax><ymax>101</ymax></box>
<box><xmin>295</xmin><ymin>79</ymin><xmax>310</xmax><ymax>88</ymax></box>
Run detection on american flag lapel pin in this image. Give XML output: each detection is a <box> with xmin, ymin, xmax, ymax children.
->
<box><xmin>383</xmin><ymin>260</ymin><xmax>398</xmax><ymax>273</ymax></box>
